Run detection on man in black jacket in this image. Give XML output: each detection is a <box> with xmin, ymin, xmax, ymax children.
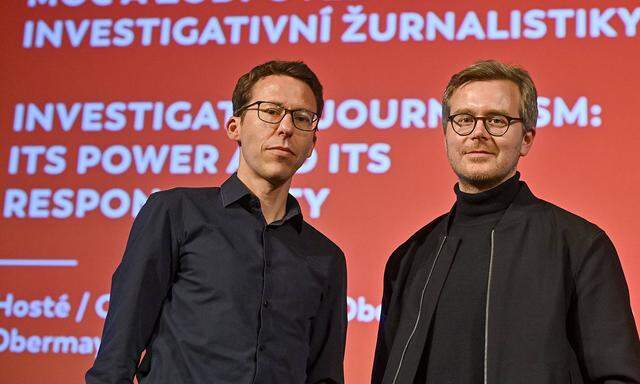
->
<box><xmin>372</xmin><ymin>60</ymin><xmax>640</xmax><ymax>384</ymax></box>
<box><xmin>86</xmin><ymin>61</ymin><xmax>347</xmax><ymax>384</ymax></box>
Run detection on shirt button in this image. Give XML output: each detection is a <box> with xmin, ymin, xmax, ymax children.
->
<box><xmin>265</xmin><ymin>260</ymin><xmax>271</xmax><ymax>267</ymax></box>
<box><xmin>263</xmin><ymin>300</ymin><xmax>269</xmax><ymax>308</ymax></box>
<box><xmin>258</xmin><ymin>344</ymin><xmax>265</xmax><ymax>352</ymax></box>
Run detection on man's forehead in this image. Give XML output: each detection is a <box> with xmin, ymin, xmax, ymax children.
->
<box><xmin>249</xmin><ymin>75</ymin><xmax>316</xmax><ymax>109</ymax></box>
<box><xmin>456</xmin><ymin>79</ymin><xmax>519</xmax><ymax>93</ymax></box>
<box><xmin>251</xmin><ymin>75</ymin><xmax>308</xmax><ymax>93</ymax></box>
<box><xmin>450</xmin><ymin>80</ymin><xmax>520</xmax><ymax>109</ymax></box>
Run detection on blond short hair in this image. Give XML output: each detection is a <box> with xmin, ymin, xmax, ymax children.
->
<box><xmin>442</xmin><ymin>60</ymin><xmax>538</xmax><ymax>132</ymax></box>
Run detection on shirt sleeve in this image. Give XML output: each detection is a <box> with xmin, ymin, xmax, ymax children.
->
<box><xmin>86</xmin><ymin>193</ymin><xmax>178</xmax><ymax>384</ymax></box>
<box><xmin>570</xmin><ymin>230</ymin><xmax>640</xmax><ymax>383</ymax></box>
<box><xmin>306</xmin><ymin>251</ymin><xmax>348</xmax><ymax>384</ymax></box>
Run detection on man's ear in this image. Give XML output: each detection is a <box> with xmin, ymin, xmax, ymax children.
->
<box><xmin>443</xmin><ymin>126</ymin><xmax>449</xmax><ymax>151</ymax></box>
<box><xmin>306</xmin><ymin>133</ymin><xmax>317</xmax><ymax>158</ymax></box>
<box><xmin>226</xmin><ymin>116</ymin><xmax>241</xmax><ymax>144</ymax></box>
<box><xmin>520</xmin><ymin>129</ymin><xmax>535</xmax><ymax>157</ymax></box>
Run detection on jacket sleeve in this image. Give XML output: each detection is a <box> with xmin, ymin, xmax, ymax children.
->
<box><xmin>571</xmin><ymin>230</ymin><xmax>640</xmax><ymax>383</ymax></box>
<box><xmin>85</xmin><ymin>193</ymin><xmax>177</xmax><ymax>384</ymax></box>
<box><xmin>371</xmin><ymin>245</ymin><xmax>404</xmax><ymax>384</ymax></box>
<box><xmin>306</xmin><ymin>251</ymin><xmax>348</xmax><ymax>384</ymax></box>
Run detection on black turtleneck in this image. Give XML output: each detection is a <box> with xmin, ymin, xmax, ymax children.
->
<box><xmin>414</xmin><ymin>173</ymin><xmax>522</xmax><ymax>384</ymax></box>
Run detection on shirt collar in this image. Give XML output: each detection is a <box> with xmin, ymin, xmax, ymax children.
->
<box><xmin>220</xmin><ymin>173</ymin><xmax>303</xmax><ymax>229</ymax></box>
<box><xmin>220</xmin><ymin>173</ymin><xmax>252</xmax><ymax>207</ymax></box>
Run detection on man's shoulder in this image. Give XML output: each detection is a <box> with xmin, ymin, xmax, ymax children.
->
<box><xmin>152</xmin><ymin>186</ymin><xmax>220</xmax><ymax>200</ymax></box>
<box><xmin>299</xmin><ymin>220</ymin><xmax>344</xmax><ymax>258</ymax></box>
<box><xmin>396</xmin><ymin>213</ymin><xmax>448</xmax><ymax>252</ymax></box>
<box><xmin>147</xmin><ymin>186</ymin><xmax>221</xmax><ymax>209</ymax></box>
<box><xmin>525</xmin><ymin>195</ymin><xmax>605</xmax><ymax>239</ymax></box>
<box><xmin>384</xmin><ymin>212</ymin><xmax>449</xmax><ymax>272</ymax></box>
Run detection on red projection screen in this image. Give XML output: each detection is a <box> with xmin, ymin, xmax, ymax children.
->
<box><xmin>1</xmin><ymin>1</ymin><xmax>639</xmax><ymax>382</ymax></box>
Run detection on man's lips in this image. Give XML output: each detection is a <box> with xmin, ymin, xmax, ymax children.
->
<box><xmin>463</xmin><ymin>150</ymin><xmax>495</xmax><ymax>158</ymax></box>
<box><xmin>464</xmin><ymin>150</ymin><xmax>494</xmax><ymax>155</ymax></box>
<box><xmin>267</xmin><ymin>146</ymin><xmax>295</xmax><ymax>156</ymax></box>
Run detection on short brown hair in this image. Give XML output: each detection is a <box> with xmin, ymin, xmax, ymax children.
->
<box><xmin>232</xmin><ymin>60</ymin><xmax>324</xmax><ymax>117</ymax></box>
<box><xmin>442</xmin><ymin>60</ymin><xmax>538</xmax><ymax>132</ymax></box>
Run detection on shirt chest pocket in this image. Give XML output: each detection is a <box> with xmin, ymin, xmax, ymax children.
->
<box><xmin>176</xmin><ymin>225</ymin><xmax>265</xmax><ymax>297</ymax></box>
<box><xmin>270</xmin><ymin>257</ymin><xmax>324</xmax><ymax>321</ymax></box>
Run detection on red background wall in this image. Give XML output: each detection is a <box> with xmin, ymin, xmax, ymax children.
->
<box><xmin>1</xmin><ymin>1</ymin><xmax>639</xmax><ymax>382</ymax></box>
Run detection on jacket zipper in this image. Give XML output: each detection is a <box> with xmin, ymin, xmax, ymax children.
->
<box><xmin>484</xmin><ymin>230</ymin><xmax>495</xmax><ymax>384</ymax></box>
<box><xmin>391</xmin><ymin>236</ymin><xmax>447</xmax><ymax>384</ymax></box>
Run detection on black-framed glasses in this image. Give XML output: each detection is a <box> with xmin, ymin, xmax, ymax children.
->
<box><xmin>234</xmin><ymin>101</ymin><xmax>319</xmax><ymax>132</ymax></box>
<box><xmin>447</xmin><ymin>113</ymin><xmax>523</xmax><ymax>137</ymax></box>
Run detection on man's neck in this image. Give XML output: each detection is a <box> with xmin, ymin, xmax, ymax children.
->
<box><xmin>237</xmin><ymin>168</ymin><xmax>292</xmax><ymax>224</ymax></box>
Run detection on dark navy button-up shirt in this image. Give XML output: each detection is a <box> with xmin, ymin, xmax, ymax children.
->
<box><xmin>86</xmin><ymin>174</ymin><xmax>347</xmax><ymax>384</ymax></box>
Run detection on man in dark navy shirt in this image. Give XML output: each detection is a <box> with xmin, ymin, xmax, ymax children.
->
<box><xmin>86</xmin><ymin>61</ymin><xmax>347</xmax><ymax>384</ymax></box>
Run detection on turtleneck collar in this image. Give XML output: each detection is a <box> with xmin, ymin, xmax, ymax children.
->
<box><xmin>453</xmin><ymin>172</ymin><xmax>522</xmax><ymax>224</ymax></box>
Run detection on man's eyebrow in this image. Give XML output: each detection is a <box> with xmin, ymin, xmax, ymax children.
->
<box><xmin>257</xmin><ymin>100</ymin><xmax>285</xmax><ymax>107</ymax></box>
<box><xmin>450</xmin><ymin>108</ymin><xmax>513</xmax><ymax>116</ymax></box>
<box><xmin>259</xmin><ymin>100</ymin><xmax>317</xmax><ymax>114</ymax></box>
<box><xmin>450</xmin><ymin>108</ymin><xmax>475</xmax><ymax>115</ymax></box>
<box><xmin>482</xmin><ymin>109</ymin><xmax>514</xmax><ymax>116</ymax></box>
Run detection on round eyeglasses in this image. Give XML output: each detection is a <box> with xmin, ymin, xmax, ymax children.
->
<box><xmin>234</xmin><ymin>101</ymin><xmax>319</xmax><ymax>132</ymax></box>
<box><xmin>447</xmin><ymin>113</ymin><xmax>523</xmax><ymax>137</ymax></box>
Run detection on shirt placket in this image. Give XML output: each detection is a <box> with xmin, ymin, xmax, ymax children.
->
<box><xmin>252</xmin><ymin>202</ymin><xmax>274</xmax><ymax>384</ymax></box>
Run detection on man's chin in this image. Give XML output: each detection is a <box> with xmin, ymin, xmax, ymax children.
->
<box><xmin>261</xmin><ymin>167</ymin><xmax>296</xmax><ymax>186</ymax></box>
<box><xmin>454</xmin><ymin>167</ymin><xmax>510</xmax><ymax>191</ymax></box>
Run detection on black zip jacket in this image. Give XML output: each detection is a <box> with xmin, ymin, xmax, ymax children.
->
<box><xmin>372</xmin><ymin>182</ymin><xmax>640</xmax><ymax>384</ymax></box>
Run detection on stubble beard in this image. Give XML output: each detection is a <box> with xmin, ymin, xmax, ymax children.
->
<box><xmin>451</xmin><ymin>157</ymin><xmax>517</xmax><ymax>193</ymax></box>
<box><xmin>456</xmin><ymin>168</ymin><xmax>511</xmax><ymax>192</ymax></box>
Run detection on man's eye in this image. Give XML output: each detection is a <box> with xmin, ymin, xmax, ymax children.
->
<box><xmin>295</xmin><ymin>115</ymin><xmax>312</xmax><ymax>123</ymax></box>
<box><xmin>262</xmin><ymin>108</ymin><xmax>281</xmax><ymax>115</ymax></box>
<box><xmin>456</xmin><ymin>116</ymin><xmax>474</xmax><ymax>124</ymax></box>
<box><xmin>488</xmin><ymin>117</ymin><xmax>507</xmax><ymax>125</ymax></box>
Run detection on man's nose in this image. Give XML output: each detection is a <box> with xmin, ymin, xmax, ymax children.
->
<box><xmin>470</xmin><ymin>118</ymin><xmax>492</xmax><ymax>138</ymax></box>
<box><xmin>276</xmin><ymin>112</ymin><xmax>295</xmax><ymax>135</ymax></box>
